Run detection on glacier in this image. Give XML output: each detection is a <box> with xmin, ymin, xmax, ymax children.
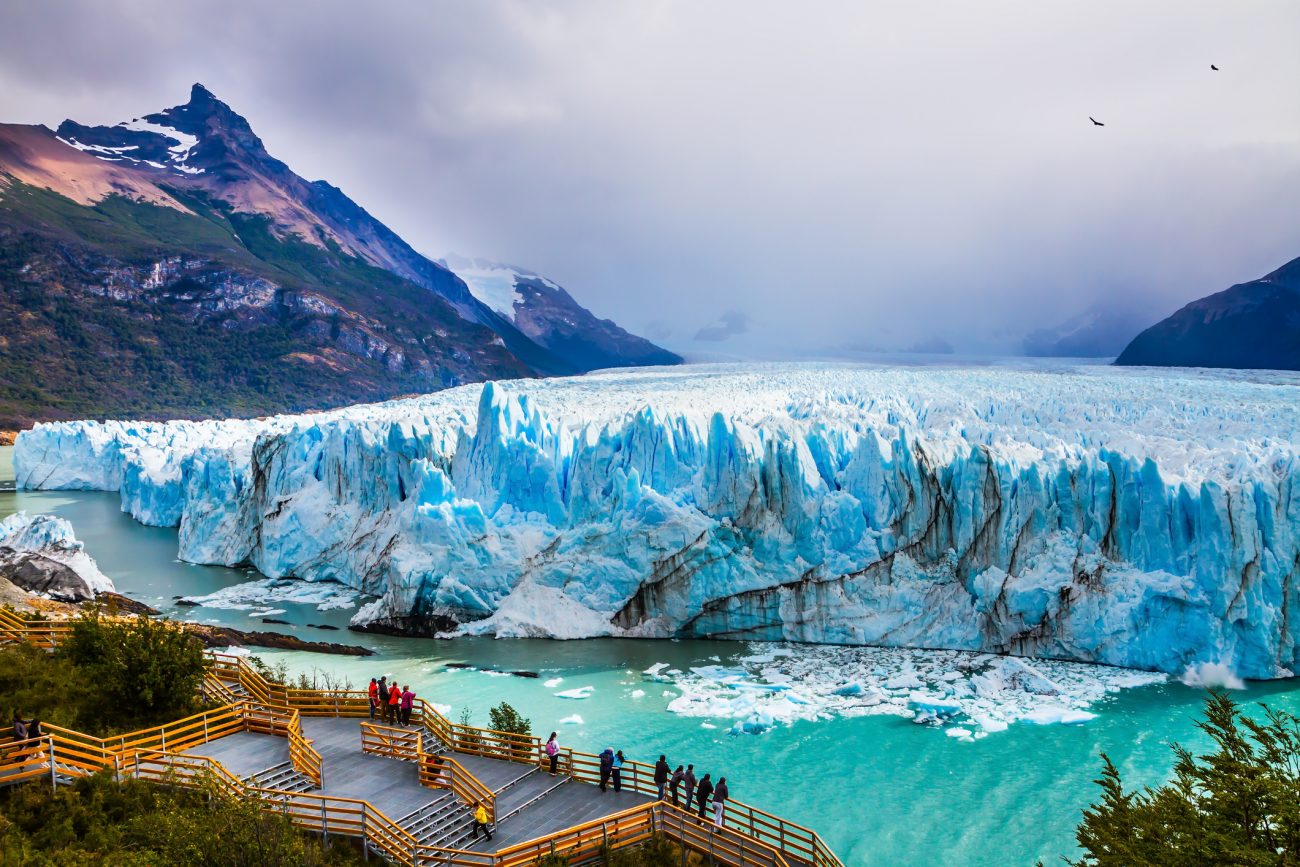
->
<box><xmin>13</xmin><ymin>363</ymin><xmax>1300</xmax><ymax>678</ymax></box>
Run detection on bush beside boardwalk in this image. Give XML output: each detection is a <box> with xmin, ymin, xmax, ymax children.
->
<box><xmin>1</xmin><ymin>609</ymin><xmax>207</xmax><ymax>735</ymax></box>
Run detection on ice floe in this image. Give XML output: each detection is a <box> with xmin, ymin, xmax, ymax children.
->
<box><xmin>180</xmin><ymin>577</ymin><xmax>359</xmax><ymax>612</ymax></box>
<box><xmin>658</xmin><ymin>643</ymin><xmax>1165</xmax><ymax>736</ymax></box>
<box><xmin>555</xmin><ymin>686</ymin><xmax>595</xmax><ymax>700</ymax></box>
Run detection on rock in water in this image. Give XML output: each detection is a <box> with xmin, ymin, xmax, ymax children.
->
<box><xmin>0</xmin><ymin>512</ymin><xmax>114</xmax><ymax>600</ymax></box>
<box><xmin>13</xmin><ymin>364</ymin><xmax>1300</xmax><ymax>678</ymax></box>
<box><xmin>0</xmin><ymin>550</ymin><xmax>98</xmax><ymax>602</ymax></box>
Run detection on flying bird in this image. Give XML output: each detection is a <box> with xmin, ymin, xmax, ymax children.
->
<box><xmin>1089</xmin><ymin>117</ymin><xmax>1105</xmax><ymax>126</ymax></box>
<box><xmin>1210</xmin><ymin>64</ymin><xmax>1219</xmax><ymax>70</ymax></box>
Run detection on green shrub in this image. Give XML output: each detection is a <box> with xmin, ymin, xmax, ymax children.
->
<box><xmin>0</xmin><ymin>771</ymin><xmax>366</xmax><ymax>866</ymax></box>
<box><xmin>58</xmin><ymin>611</ymin><xmax>207</xmax><ymax>730</ymax></box>
<box><xmin>1071</xmin><ymin>692</ymin><xmax>1300</xmax><ymax>866</ymax></box>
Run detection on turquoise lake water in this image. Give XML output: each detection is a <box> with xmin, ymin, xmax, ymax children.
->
<box><xmin>4</xmin><ymin>444</ymin><xmax>1299</xmax><ymax>866</ymax></box>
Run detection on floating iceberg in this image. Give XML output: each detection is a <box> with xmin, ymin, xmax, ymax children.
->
<box><xmin>13</xmin><ymin>363</ymin><xmax>1300</xmax><ymax>678</ymax></box>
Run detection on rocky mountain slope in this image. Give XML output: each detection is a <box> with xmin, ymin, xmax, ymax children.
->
<box><xmin>1022</xmin><ymin>303</ymin><xmax>1149</xmax><ymax>358</ymax></box>
<box><xmin>442</xmin><ymin>255</ymin><xmax>681</xmax><ymax>371</ymax></box>
<box><xmin>1116</xmin><ymin>256</ymin><xmax>1300</xmax><ymax>370</ymax></box>
<box><xmin>0</xmin><ymin>84</ymin><xmax>675</xmax><ymax>427</ymax></box>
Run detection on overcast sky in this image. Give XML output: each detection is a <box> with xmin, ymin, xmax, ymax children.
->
<box><xmin>3</xmin><ymin>1</ymin><xmax>1299</xmax><ymax>356</ymax></box>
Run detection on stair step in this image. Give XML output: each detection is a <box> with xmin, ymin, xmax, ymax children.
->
<box><xmin>497</xmin><ymin>777</ymin><xmax>571</xmax><ymax>823</ymax></box>
<box><xmin>493</xmin><ymin>766</ymin><xmax>539</xmax><ymax>795</ymax></box>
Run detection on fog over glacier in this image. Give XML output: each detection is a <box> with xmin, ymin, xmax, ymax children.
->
<box><xmin>16</xmin><ymin>363</ymin><xmax>1300</xmax><ymax>680</ymax></box>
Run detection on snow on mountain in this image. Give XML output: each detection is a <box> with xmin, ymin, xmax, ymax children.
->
<box><xmin>441</xmin><ymin>256</ymin><xmax>532</xmax><ymax>318</ymax></box>
<box><xmin>440</xmin><ymin>254</ymin><xmax>681</xmax><ymax>372</ymax></box>
<box><xmin>15</xmin><ymin>362</ymin><xmax>1300</xmax><ymax>678</ymax></box>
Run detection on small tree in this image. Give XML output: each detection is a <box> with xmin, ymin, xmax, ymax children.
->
<box><xmin>1071</xmin><ymin>692</ymin><xmax>1300</xmax><ymax>865</ymax></box>
<box><xmin>61</xmin><ymin>610</ymin><xmax>207</xmax><ymax>729</ymax></box>
<box><xmin>488</xmin><ymin>702</ymin><xmax>532</xmax><ymax>761</ymax></box>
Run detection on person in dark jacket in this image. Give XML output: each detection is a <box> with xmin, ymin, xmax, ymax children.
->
<box><xmin>683</xmin><ymin>764</ymin><xmax>697</xmax><ymax>809</ymax></box>
<box><xmin>669</xmin><ymin>764</ymin><xmax>685</xmax><ymax>806</ymax></box>
<box><xmin>712</xmin><ymin>777</ymin><xmax>729</xmax><ymax>826</ymax></box>
<box><xmin>654</xmin><ymin>755</ymin><xmax>670</xmax><ymax>800</ymax></box>
<box><xmin>695</xmin><ymin>773</ymin><xmax>713</xmax><ymax>821</ymax></box>
<box><xmin>376</xmin><ymin>677</ymin><xmax>387</xmax><ymax>721</ymax></box>
<box><xmin>598</xmin><ymin>748</ymin><xmax>614</xmax><ymax>792</ymax></box>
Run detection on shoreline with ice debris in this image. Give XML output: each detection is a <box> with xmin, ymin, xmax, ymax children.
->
<box><xmin>644</xmin><ymin>643</ymin><xmax>1167</xmax><ymax>738</ymax></box>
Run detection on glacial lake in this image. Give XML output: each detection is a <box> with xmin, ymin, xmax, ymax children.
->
<box><xmin>5</xmin><ymin>443</ymin><xmax>1300</xmax><ymax>866</ymax></box>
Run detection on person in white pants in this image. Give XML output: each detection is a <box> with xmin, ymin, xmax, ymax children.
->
<box><xmin>713</xmin><ymin>777</ymin><xmax>729</xmax><ymax>827</ymax></box>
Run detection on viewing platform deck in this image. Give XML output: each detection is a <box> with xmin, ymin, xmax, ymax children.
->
<box><xmin>0</xmin><ymin>617</ymin><xmax>842</xmax><ymax>867</ymax></box>
<box><xmin>185</xmin><ymin>716</ymin><xmax>657</xmax><ymax>853</ymax></box>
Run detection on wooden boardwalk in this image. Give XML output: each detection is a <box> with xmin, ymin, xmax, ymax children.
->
<box><xmin>0</xmin><ymin>628</ymin><xmax>841</xmax><ymax>867</ymax></box>
<box><xmin>185</xmin><ymin>716</ymin><xmax>655</xmax><ymax>854</ymax></box>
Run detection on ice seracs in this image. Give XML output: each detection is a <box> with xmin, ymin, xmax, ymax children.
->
<box><xmin>14</xmin><ymin>362</ymin><xmax>1300</xmax><ymax>679</ymax></box>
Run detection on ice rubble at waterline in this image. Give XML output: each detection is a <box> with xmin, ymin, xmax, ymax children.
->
<box><xmin>642</xmin><ymin>644</ymin><xmax>1166</xmax><ymax>737</ymax></box>
<box><xmin>14</xmin><ymin>363</ymin><xmax>1300</xmax><ymax>680</ymax></box>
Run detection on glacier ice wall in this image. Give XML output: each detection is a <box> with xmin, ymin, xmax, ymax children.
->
<box><xmin>15</xmin><ymin>364</ymin><xmax>1300</xmax><ymax>677</ymax></box>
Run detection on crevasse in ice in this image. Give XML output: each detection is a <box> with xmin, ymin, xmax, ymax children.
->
<box><xmin>14</xmin><ymin>363</ymin><xmax>1300</xmax><ymax>678</ymax></box>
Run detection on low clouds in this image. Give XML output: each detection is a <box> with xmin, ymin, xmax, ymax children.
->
<box><xmin>694</xmin><ymin>311</ymin><xmax>749</xmax><ymax>343</ymax></box>
<box><xmin>2</xmin><ymin>1</ymin><xmax>1299</xmax><ymax>357</ymax></box>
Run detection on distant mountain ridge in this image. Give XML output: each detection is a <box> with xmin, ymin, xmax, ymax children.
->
<box><xmin>1022</xmin><ymin>303</ymin><xmax>1149</xmax><ymax>358</ymax></box>
<box><xmin>1115</xmin><ymin>256</ymin><xmax>1300</xmax><ymax>371</ymax></box>
<box><xmin>441</xmin><ymin>255</ymin><xmax>680</xmax><ymax>372</ymax></box>
<box><xmin>0</xmin><ymin>84</ymin><xmax>676</xmax><ymax>426</ymax></box>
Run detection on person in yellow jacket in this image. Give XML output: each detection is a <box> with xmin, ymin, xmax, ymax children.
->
<box><xmin>472</xmin><ymin>803</ymin><xmax>493</xmax><ymax>841</ymax></box>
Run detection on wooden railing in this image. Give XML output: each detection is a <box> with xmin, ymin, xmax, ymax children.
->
<box><xmin>0</xmin><ymin>736</ymin><xmax>57</xmax><ymax>788</ymax></box>
<box><xmin>287</xmin><ymin>710</ymin><xmax>324</xmax><ymax>787</ymax></box>
<box><xmin>0</xmin><ymin>608</ymin><xmax>72</xmax><ymax>648</ymax></box>
<box><xmin>491</xmin><ymin>801</ymin><xmax>794</xmax><ymax>867</ymax></box>
<box><xmin>360</xmin><ymin>722</ymin><xmax>420</xmax><ymax>761</ymax></box>
<box><xmin>419</xmin><ymin>751</ymin><xmax>496</xmax><ymax>824</ymax></box>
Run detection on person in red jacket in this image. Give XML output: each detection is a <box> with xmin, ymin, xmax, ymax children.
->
<box><xmin>387</xmin><ymin>682</ymin><xmax>401</xmax><ymax>724</ymax></box>
<box><xmin>367</xmin><ymin>678</ymin><xmax>379</xmax><ymax>720</ymax></box>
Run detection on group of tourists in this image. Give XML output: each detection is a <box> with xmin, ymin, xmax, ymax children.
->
<box><xmin>367</xmin><ymin>676</ymin><xmax>416</xmax><ymax>726</ymax></box>
<box><xmin>594</xmin><ymin>746</ymin><xmax>730</xmax><ymax>828</ymax></box>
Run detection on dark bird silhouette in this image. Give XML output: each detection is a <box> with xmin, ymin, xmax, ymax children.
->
<box><xmin>1210</xmin><ymin>64</ymin><xmax>1219</xmax><ymax>70</ymax></box>
<box><xmin>1089</xmin><ymin>117</ymin><xmax>1105</xmax><ymax>126</ymax></box>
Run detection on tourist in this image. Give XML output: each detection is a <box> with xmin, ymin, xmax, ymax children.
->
<box><xmin>471</xmin><ymin>802</ymin><xmax>493</xmax><ymax>840</ymax></box>
<box><xmin>713</xmin><ymin>777</ymin><xmax>729</xmax><ymax>827</ymax></box>
<box><xmin>400</xmin><ymin>685</ymin><xmax>415</xmax><ymax>726</ymax></box>
<box><xmin>387</xmin><ymin>681</ymin><xmax>401</xmax><ymax>724</ymax></box>
<box><xmin>683</xmin><ymin>764</ymin><xmax>696</xmax><ymax>810</ymax></box>
<box><xmin>598</xmin><ymin>747</ymin><xmax>614</xmax><ymax>792</ymax></box>
<box><xmin>368</xmin><ymin>678</ymin><xmax>379</xmax><ymax>720</ymax></box>
<box><xmin>545</xmin><ymin>732</ymin><xmax>560</xmax><ymax>775</ymax></box>
<box><xmin>26</xmin><ymin>719</ymin><xmax>42</xmax><ymax>741</ymax></box>
<box><xmin>612</xmin><ymin>749</ymin><xmax>625</xmax><ymax>793</ymax></box>
<box><xmin>669</xmin><ymin>764</ymin><xmax>684</xmax><ymax>806</ymax></box>
<box><xmin>12</xmin><ymin>711</ymin><xmax>26</xmax><ymax>742</ymax></box>
<box><xmin>654</xmin><ymin>754</ymin><xmax>670</xmax><ymax>800</ymax></box>
<box><xmin>695</xmin><ymin>773</ymin><xmax>713</xmax><ymax>821</ymax></box>
<box><xmin>376</xmin><ymin>676</ymin><xmax>388</xmax><ymax>721</ymax></box>
<box><xmin>425</xmin><ymin>750</ymin><xmax>445</xmax><ymax>786</ymax></box>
